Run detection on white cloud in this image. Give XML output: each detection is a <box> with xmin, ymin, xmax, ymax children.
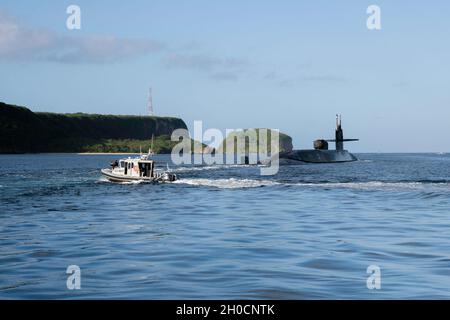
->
<box><xmin>162</xmin><ymin>53</ymin><xmax>221</xmax><ymax>71</ymax></box>
<box><xmin>162</xmin><ymin>53</ymin><xmax>249</xmax><ymax>81</ymax></box>
<box><xmin>0</xmin><ymin>11</ymin><xmax>164</xmax><ymax>63</ymax></box>
<box><xmin>0</xmin><ymin>10</ymin><xmax>342</xmax><ymax>85</ymax></box>
<box><xmin>0</xmin><ymin>10</ymin><xmax>249</xmax><ymax>82</ymax></box>
<box><xmin>209</xmin><ymin>72</ymin><xmax>239</xmax><ymax>82</ymax></box>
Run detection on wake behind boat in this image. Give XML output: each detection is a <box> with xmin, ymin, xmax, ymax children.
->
<box><xmin>101</xmin><ymin>150</ymin><xmax>177</xmax><ymax>183</ymax></box>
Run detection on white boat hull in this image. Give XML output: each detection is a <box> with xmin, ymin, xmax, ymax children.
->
<box><xmin>101</xmin><ymin>169</ymin><xmax>176</xmax><ymax>183</ymax></box>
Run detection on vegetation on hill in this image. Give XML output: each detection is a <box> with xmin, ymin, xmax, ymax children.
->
<box><xmin>0</xmin><ymin>102</ymin><xmax>188</xmax><ymax>154</ymax></box>
<box><xmin>217</xmin><ymin>128</ymin><xmax>293</xmax><ymax>154</ymax></box>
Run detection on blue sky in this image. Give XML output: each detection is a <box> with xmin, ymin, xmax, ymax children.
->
<box><xmin>0</xmin><ymin>0</ymin><xmax>449</xmax><ymax>152</ymax></box>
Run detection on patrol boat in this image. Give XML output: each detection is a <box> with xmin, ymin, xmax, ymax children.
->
<box><xmin>101</xmin><ymin>150</ymin><xmax>177</xmax><ymax>183</ymax></box>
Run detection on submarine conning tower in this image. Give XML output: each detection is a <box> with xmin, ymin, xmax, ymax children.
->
<box><xmin>335</xmin><ymin>114</ymin><xmax>344</xmax><ymax>151</ymax></box>
<box><xmin>326</xmin><ymin>114</ymin><xmax>359</xmax><ymax>151</ymax></box>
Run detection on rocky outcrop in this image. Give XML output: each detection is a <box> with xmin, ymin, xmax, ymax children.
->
<box><xmin>216</xmin><ymin>128</ymin><xmax>293</xmax><ymax>154</ymax></box>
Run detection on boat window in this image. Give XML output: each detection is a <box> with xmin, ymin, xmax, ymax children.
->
<box><xmin>146</xmin><ymin>163</ymin><xmax>151</xmax><ymax>177</ymax></box>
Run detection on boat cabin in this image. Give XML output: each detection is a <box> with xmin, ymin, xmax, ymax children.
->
<box><xmin>113</xmin><ymin>158</ymin><xmax>155</xmax><ymax>178</ymax></box>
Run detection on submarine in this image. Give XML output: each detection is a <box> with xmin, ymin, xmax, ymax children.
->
<box><xmin>278</xmin><ymin>115</ymin><xmax>359</xmax><ymax>164</ymax></box>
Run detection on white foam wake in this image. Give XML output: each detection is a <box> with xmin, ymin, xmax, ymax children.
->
<box><xmin>173</xmin><ymin>178</ymin><xmax>280</xmax><ymax>189</ymax></box>
<box><xmin>171</xmin><ymin>165</ymin><xmax>223</xmax><ymax>172</ymax></box>
<box><xmin>171</xmin><ymin>164</ymin><xmax>255</xmax><ymax>172</ymax></box>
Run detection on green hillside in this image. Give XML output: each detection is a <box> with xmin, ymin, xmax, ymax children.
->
<box><xmin>217</xmin><ymin>128</ymin><xmax>293</xmax><ymax>154</ymax></box>
<box><xmin>0</xmin><ymin>102</ymin><xmax>188</xmax><ymax>154</ymax></box>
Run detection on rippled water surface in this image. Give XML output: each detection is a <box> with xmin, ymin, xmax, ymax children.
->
<box><xmin>1</xmin><ymin>153</ymin><xmax>450</xmax><ymax>299</ymax></box>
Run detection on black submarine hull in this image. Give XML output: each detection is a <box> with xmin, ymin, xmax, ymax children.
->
<box><xmin>260</xmin><ymin>115</ymin><xmax>358</xmax><ymax>165</ymax></box>
<box><xmin>278</xmin><ymin>149</ymin><xmax>357</xmax><ymax>164</ymax></box>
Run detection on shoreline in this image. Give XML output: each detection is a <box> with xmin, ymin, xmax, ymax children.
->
<box><xmin>77</xmin><ymin>152</ymin><xmax>141</xmax><ymax>155</ymax></box>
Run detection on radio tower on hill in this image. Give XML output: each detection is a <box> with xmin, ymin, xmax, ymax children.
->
<box><xmin>147</xmin><ymin>87</ymin><xmax>154</xmax><ymax>116</ymax></box>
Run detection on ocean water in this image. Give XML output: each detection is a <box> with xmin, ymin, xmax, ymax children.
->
<box><xmin>1</xmin><ymin>153</ymin><xmax>450</xmax><ymax>299</ymax></box>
